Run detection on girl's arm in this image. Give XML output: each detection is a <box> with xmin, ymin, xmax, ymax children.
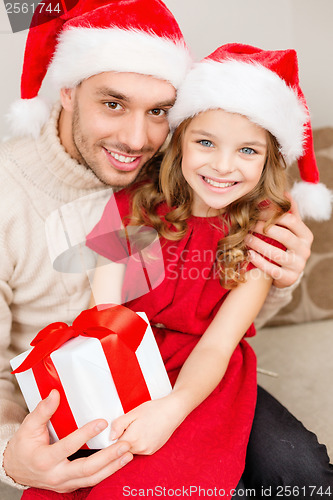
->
<box><xmin>88</xmin><ymin>255</ymin><xmax>126</xmax><ymax>307</ymax></box>
<box><xmin>171</xmin><ymin>268</ymin><xmax>271</xmax><ymax>414</ymax></box>
<box><xmin>111</xmin><ymin>268</ymin><xmax>272</xmax><ymax>454</ymax></box>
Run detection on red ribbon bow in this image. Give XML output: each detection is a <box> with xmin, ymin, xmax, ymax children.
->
<box><xmin>13</xmin><ymin>304</ymin><xmax>152</xmax><ymax>447</ymax></box>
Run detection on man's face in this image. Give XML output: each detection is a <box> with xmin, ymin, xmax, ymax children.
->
<box><xmin>60</xmin><ymin>72</ymin><xmax>176</xmax><ymax>187</ymax></box>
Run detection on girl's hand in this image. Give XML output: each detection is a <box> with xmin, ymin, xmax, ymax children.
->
<box><xmin>110</xmin><ymin>395</ymin><xmax>184</xmax><ymax>455</ymax></box>
<box><xmin>245</xmin><ymin>194</ymin><xmax>313</xmax><ymax>288</ymax></box>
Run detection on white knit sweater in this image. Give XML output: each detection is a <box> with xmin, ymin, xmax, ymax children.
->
<box><xmin>0</xmin><ymin>104</ymin><xmax>108</xmax><ymax>488</ymax></box>
<box><xmin>0</xmin><ymin>104</ymin><xmax>295</xmax><ymax>489</ymax></box>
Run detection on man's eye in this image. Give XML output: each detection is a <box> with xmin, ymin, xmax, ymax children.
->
<box><xmin>199</xmin><ymin>140</ymin><xmax>214</xmax><ymax>148</ymax></box>
<box><xmin>240</xmin><ymin>147</ymin><xmax>256</xmax><ymax>155</ymax></box>
<box><xmin>149</xmin><ymin>109</ymin><xmax>166</xmax><ymax>116</ymax></box>
<box><xmin>105</xmin><ymin>102</ymin><xmax>122</xmax><ymax>110</ymax></box>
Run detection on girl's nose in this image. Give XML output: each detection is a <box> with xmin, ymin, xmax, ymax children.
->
<box><xmin>212</xmin><ymin>152</ymin><xmax>235</xmax><ymax>175</ymax></box>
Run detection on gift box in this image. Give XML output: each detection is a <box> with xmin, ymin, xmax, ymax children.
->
<box><xmin>10</xmin><ymin>304</ymin><xmax>172</xmax><ymax>449</ymax></box>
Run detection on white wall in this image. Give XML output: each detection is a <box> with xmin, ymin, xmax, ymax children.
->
<box><xmin>163</xmin><ymin>0</ymin><xmax>333</xmax><ymax>131</ymax></box>
<box><xmin>1</xmin><ymin>0</ymin><xmax>333</xmax><ymax>138</ymax></box>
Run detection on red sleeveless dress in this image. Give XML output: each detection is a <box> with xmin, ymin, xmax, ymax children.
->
<box><xmin>85</xmin><ymin>188</ymin><xmax>258</xmax><ymax>495</ymax></box>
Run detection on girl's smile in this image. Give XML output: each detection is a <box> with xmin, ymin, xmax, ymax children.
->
<box><xmin>181</xmin><ymin>109</ymin><xmax>268</xmax><ymax>217</ymax></box>
<box><xmin>200</xmin><ymin>174</ymin><xmax>237</xmax><ymax>191</ymax></box>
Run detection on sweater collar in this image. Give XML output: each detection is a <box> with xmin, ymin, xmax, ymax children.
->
<box><xmin>37</xmin><ymin>103</ymin><xmax>106</xmax><ymax>191</ymax></box>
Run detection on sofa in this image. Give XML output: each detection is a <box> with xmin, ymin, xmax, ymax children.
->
<box><xmin>249</xmin><ymin>127</ymin><xmax>333</xmax><ymax>463</ymax></box>
<box><xmin>1</xmin><ymin>128</ymin><xmax>332</xmax><ymax>499</ymax></box>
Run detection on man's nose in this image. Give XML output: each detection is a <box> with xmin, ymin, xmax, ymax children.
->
<box><xmin>118</xmin><ymin>113</ymin><xmax>148</xmax><ymax>152</ymax></box>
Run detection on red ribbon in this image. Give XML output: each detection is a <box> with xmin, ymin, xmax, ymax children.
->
<box><xmin>13</xmin><ymin>304</ymin><xmax>152</xmax><ymax>447</ymax></box>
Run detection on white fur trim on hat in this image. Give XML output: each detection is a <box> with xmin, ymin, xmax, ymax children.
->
<box><xmin>291</xmin><ymin>181</ymin><xmax>333</xmax><ymax>221</ymax></box>
<box><xmin>7</xmin><ymin>97</ymin><xmax>51</xmax><ymax>139</ymax></box>
<box><xmin>168</xmin><ymin>60</ymin><xmax>309</xmax><ymax>165</ymax></box>
<box><xmin>48</xmin><ymin>27</ymin><xmax>192</xmax><ymax>91</ymax></box>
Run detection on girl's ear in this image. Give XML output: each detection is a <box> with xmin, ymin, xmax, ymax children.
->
<box><xmin>60</xmin><ymin>87</ymin><xmax>76</xmax><ymax>112</ymax></box>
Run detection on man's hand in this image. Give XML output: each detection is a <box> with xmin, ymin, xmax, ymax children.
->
<box><xmin>245</xmin><ymin>195</ymin><xmax>313</xmax><ymax>288</ymax></box>
<box><xmin>3</xmin><ymin>390</ymin><xmax>133</xmax><ymax>492</ymax></box>
<box><xmin>110</xmin><ymin>396</ymin><xmax>184</xmax><ymax>456</ymax></box>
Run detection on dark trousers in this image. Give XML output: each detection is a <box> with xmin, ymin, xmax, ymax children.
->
<box><xmin>234</xmin><ymin>386</ymin><xmax>333</xmax><ymax>499</ymax></box>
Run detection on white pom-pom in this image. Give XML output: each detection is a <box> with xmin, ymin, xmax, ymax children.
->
<box><xmin>7</xmin><ymin>97</ymin><xmax>51</xmax><ymax>138</ymax></box>
<box><xmin>291</xmin><ymin>181</ymin><xmax>333</xmax><ymax>221</ymax></box>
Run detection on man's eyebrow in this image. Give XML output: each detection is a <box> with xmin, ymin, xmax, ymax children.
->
<box><xmin>95</xmin><ymin>87</ymin><xmax>129</xmax><ymax>101</ymax></box>
<box><xmin>95</xmin><ymin>88</ymin><xmax>175</xmax><ymax>108</ymax></box>
<box><xmin>154</xmin><ymin>99</ymin><xmax>176</xmax><ymax>108</ymax></box>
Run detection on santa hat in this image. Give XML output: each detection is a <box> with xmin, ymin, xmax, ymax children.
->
<box><xmin>8</xmin><ymin>0</ymin><xmax>192</xmax><ymax>139</ymax></box>
<box><xmin>169</xmin><ymin>43</ymin><xmax>332</xmax><ymax>221</ymax></box>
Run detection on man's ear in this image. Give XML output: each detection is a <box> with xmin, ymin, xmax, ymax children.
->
<box><xmin>60</xmin><ymin>87</ymin><xmax>76</xmax><ymax>111</ymax></box>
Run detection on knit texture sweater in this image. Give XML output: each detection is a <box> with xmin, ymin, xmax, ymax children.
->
<box><xmin>0</xmin><ymin>104</ymin><xmax>296</xmax><ymax>489</ymax></box>
<box><xmin>0</xmin><ymin>104</ymin><xmax>108</xmax><ymax>489</ymax></box>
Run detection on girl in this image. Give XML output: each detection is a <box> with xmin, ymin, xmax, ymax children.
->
<box><xmin>24</xmin><ymin>44</ymin><xmax>327</xmax><ymax>498</ymax></box>
<box><xmin>84</xmin><ymin>44</ymin><xmax>326</xmax><ymax>495</ymax></box>
<box><xmin>84</xmin><ymin>44</ymin><xmax>324</xmax><ymax>496</ymax></box>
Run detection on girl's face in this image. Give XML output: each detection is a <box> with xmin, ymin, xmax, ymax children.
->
<box><xmin>181</xmin><ymin>109</ymin><xmax>268</xmax><ymax>217</ymax></box>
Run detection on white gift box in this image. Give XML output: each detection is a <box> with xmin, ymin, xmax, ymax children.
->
<box><xmin>10</xmin><ymin>312</ymin><xmax>171</xmax><ymax>449</ymax></box>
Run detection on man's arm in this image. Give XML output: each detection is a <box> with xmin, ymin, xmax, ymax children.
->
<box><xmin>0</xmin><ymin>231</ymin><xmax>31</xmax><ymax>489</ymax></box>
<box><xmin>245</xmin><ymin>195</ymin><xmax>313</xmax><ymax>327</ymax></box>
<box><xmin>0</xmin><ymin>237</ymin><xmax>132</xmax><ymax>492</ymax></box>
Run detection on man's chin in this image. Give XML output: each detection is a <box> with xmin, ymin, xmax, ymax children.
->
<box><xmin>96</xmin><ymin>166</ymin><xmax>142</xmax><ymax>188</ymax></box>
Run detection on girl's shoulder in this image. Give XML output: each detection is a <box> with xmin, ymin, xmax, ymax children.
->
<box><xmin>114</xmin><ymin>182</ymin><xmax>171</xmax><ymax>223</ymax></box>
<box><xmin>112</xmin><ymin>182</ymin><xmax>147</xmax><ymax>220</ymax></box>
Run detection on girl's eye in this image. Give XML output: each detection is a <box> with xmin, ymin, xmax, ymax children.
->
<box><xmin>199</xmin><ymin>140</ymin><xmax>214</xmax><ymax>148</ymax></box>
<box><xmin>105</xmin><ymin>102</ymin><xmax>122</xmax><ymax>110</ymax></box>
<box><xmin>149</xmin><ymin>109</ymin><xmax>166</xmax><ymax>116</ymax></box>
<box><xmin>240</xmin><ymin>147</ymin><xmax>256</xmax><ymax>155</ymax></box>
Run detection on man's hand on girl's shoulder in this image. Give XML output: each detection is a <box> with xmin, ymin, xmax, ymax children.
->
<box><xmin>244</xmin><ymin>194</ymin><xmax>313</xmax><ymax>289</ymax></box>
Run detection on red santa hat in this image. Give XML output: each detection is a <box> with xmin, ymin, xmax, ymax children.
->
<box><xmin>8</xmin><ymin>0</ymin><xmax>192</xmax><ymax>138</ymax></box>
<box><xmin>169</xmin><ymin>43</ymin><xmax>332</xmax><ymax>221</ymax></box>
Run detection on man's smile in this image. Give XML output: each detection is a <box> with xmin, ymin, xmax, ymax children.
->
<box><xmin>106</xmin><ymin>149</ymin><xmax>139</xmax><ymax>164</ymax></box>
<box><xmin>103</xmin><ymin>147</ymin><xmax>142</xmax><ymax>171</ymax></box>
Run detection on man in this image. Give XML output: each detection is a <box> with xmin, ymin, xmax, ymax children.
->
<box><xmin>0</xmin><ymin>0</ymin><xmax>329</xmax><ymax>496</ymax></box>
